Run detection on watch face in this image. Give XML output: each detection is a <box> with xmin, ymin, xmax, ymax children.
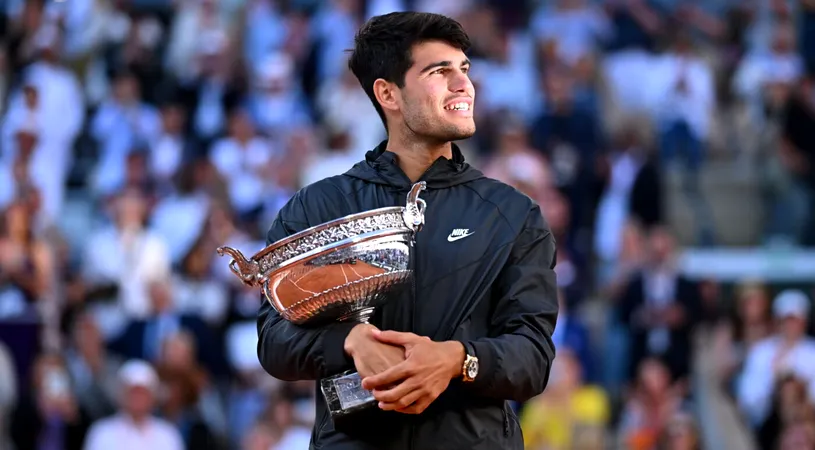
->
<box><xmin>466</xmin><ymin>360</ymin><xmax>479</xmax><ymax>379</ymax></box>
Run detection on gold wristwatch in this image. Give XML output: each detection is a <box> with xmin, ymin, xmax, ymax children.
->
<box><xmin>460</xmin><ymin>343</ymin><xmax>479</xmax><ymax>382</ymax></box>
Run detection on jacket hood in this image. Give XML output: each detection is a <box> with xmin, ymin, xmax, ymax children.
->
<box><xmin>345</xmin><ymin>140</ymin><xmax>484</xmax><ymax>189</ymax></box>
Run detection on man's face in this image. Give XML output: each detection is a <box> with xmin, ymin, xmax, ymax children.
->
<box><xmin>124</xmin><ymin>385</ymin><xmax>154</xmax><ymax>417</ymax></box>
<box><xmin>780</xmin><ymin>315</ymin><xmax>807</xmax><ymax>340</ymax></box>
<box><xmin>395</xmin><ymin>41</ymin><xmax>476</xmax><ymax>143</ymax></box>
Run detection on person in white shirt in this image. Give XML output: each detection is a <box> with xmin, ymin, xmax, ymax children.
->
<box><xmin>737</xmin><ymin>290</ymin><xmax>815</xmax><ymax>427</ymax></box>
<box><xmin>83</xmin><ymin>359</ymin><xmax>184</xmax><ymax>450</ymax></box>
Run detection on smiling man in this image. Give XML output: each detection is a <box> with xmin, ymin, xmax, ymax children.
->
<box><xmin>256</xmin><ymin>11</ymin><xmax>558</xmax><ymax>450</ymax></box>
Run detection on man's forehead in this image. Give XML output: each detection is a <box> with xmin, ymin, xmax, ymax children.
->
<box><xmin>409</xmin><ymin>41</ymin><xmax>468</xmax><ymax>66</ymax></box>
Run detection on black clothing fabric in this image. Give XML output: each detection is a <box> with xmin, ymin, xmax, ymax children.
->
<box><xmin>257</xmin><ymin>141</ymin><xmax>558</xmax><ymax>450</ymax></box>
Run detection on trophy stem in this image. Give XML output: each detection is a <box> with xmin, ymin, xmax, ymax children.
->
<box><xmin>337</xmin><ymin>307</ymin><xmax>375</xmax><ymax>324</ymax></box>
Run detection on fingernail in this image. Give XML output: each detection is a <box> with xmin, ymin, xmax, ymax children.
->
<box><xmin>378</xmin><ymin>402</ymin><xmax>385</xmax><ymax>409</ymax></box>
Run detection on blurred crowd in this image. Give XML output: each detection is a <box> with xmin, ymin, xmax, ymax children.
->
<box><xmin>0</xmin><ymin>0</ymin><xmax>814</xmax><ymax>449</ymax></box>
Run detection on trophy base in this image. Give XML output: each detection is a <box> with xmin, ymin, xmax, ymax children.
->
<box><xmin>320</xmin><ymin>370</ymin><xmax>378</xmax><ymax>420</ymax></box>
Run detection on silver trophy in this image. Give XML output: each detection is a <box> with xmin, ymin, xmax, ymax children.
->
<box><xmin>217</xmin><ymin>181</ymin><xmax>427</xmax><ymax>420</ymax></box>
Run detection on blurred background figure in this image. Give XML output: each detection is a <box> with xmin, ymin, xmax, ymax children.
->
<box><xmin>0</xmin><ymin>0</ymin><xmax>812</xmax><ymax>449</ymax></box>
<box><xmin>83</xmin><ymin>359</ymin><xmax>184</xmax><ymax>450</ymax></box>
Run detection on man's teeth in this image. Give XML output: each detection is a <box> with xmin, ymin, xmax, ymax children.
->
<box><xmin>445</xmin><ymin>102</ymin><xmax>470</xmax><ymax>111</ymax></box>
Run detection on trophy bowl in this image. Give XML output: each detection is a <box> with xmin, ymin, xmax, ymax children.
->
<box><xmin>217</xmin><ymin>182</ymin><xmax>428</xmax><ymax>421</ymax></box>
<box><xmin>216</xmin><ymin>181</ymin><xmax>427</xmax><ymax>326</ymax></box>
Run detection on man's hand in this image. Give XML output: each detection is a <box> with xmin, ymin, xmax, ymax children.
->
<box><xmin>360</xmin><ymin>330</ymin><xmax>464</xmax><ymax>415</ymax></box>
<box><xmin>344</xmin><ymin>324</ymin><xmax>406</xmax><ymax>379</ymax></box>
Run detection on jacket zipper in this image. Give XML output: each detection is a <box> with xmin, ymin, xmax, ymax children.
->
<box><xmin>408</xmin><ymin>187</ymin><xmax>418</xmax><ymax>450</ymax></box>
<box><xmin>502</xmin><ymin>404</ymin><xmax>510</xmax><ymax>437</ymax></box>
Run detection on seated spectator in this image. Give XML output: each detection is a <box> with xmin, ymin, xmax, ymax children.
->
<box><xmin>520</xmin><ymin>348</ymin><xmax>610</xmax><ymax>450</ymax></box>
<box><xmin>267</xmin><ymin>394</ymin><xmax>313</xmax><ymax>450</ymax></box>
<box><xmin>757</xmin><ymin>374</ymin><xmax>815</xmax><ymax>450</ymax></box>
<box><xmin>737</xmin><ymin>290</ymin><xmax>815</xmax><ymax>428</ymax></box>
<box><xmin>552</xmin><ymin>288</ymin><xmax>594</xmax><ymax>382</ymax></box>
<box><xmin>83</xmin><ymin>359</ymin><xmax>184</xmax><ymax>450</ymax></box>
<box><xmin>619</xmin><ymin>226</ymin><xmax>702</xmax><ymax>382</ymax></box>
<box><xmin>0</xmin><ymin>199</ymin><xmax>54</xmax><ymax>318</ymax></box>
<box><xmin>155</xmin><ymin>331</ymin><xmax>227</xmax><ymax>449</ymax></box>
<box><xmin>10</xmin><ymin>352</ymin><xmax>91</xmax><ymax>449</ymax></box>
<box><xmin>242</xmin><ymin>421</ymin><xmax>281</xmax><ymax>450</ymax></box>
<box><xmin>657</xmin><ymin>411</ymin><xmax>701</xmax><ymax>450</ymax></box>
<box><xmin>109</xmin><ymin>278</ymin><xmax>226</xmax><ymax>378</ymax></box>
<box><xmin>82</xmin><ymin>187</ymin><xmax>171</xmax><ymax>337</ymax></box>
<box><xmin>617</xmin><ymin>357</ymin><xmax>687</xmax><ymax>450</ymax></box>
<box><xmin>64</xmin><ymin>311</ymin><xmax>122</xmax><ymax>423</ymax></box>
<box><xmin>714</xmin><ymin>280</ymin><xmax>773</xmax><ymax>386</ymax></box>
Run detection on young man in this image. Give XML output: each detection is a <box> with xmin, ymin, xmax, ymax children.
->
<box><xmin>257</xmin><ymin>11</ymin><xmax>558</xmax><ymax>450</ymax></box>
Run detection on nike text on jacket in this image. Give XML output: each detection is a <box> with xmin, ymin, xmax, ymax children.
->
<box><xmin>257</xmin><ymin>142</ymin><xmax>559</xmax><ymax>450</ymax></box>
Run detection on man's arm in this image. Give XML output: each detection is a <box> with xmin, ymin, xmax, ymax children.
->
<box><xmin>256</xmin><ymin>192</ymin><xmax>357</xmax><ymax>381</ymax></box>
<box><xmin>460</xmin><ymin>205</ymin><xmax>558</xmax><ymax>402</ymax></box>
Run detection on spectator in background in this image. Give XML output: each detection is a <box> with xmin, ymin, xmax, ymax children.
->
<box><xmin>619</xmin><ymin>226</ymin><xmax>702</xmax><ymax>382</ymax></box>
<box><xmin>82</xmin><ymin>187</ymin><xmax>171</xmax><ymax>337</ymax></box>
<box><xmin>777</xmin><ymin>75</ymin><xmax>815</xmax><ymax>246</ymax></box>
<box><xmin>89</xmin><ymin>71</ymin><xmax>161</xmax><ymax>198</ymax></box>
<box><xmin>300</xmin><ymin>126</ymin><xmax>362</xmax><ymax>188</ymax></box>
<box><xmin>732</xmin><ymin>19</ymin><xmax>803</xmax><ymax>127</ymax></box>
<box><xmin>617</xmin><ymin>357</ymin><xmax>687</xmax><ymax>450</ymax></box>
<box><xmin>552</xmin><ymin>288</ymin><xmax>595</xmax><ymax>382</ymax></box>
<box><xmin>520</xmin><ymin>348</ymin><xmax>610</xmax><ymax>450</ymax></box>
<box><xmin>209</xmin><ymin>107</ymin><xmax>278</xmax><ymax>218</ymax></box>
<box><xmin>776</xmin><ymin>421</ymin><xmax>815</xmax><ymax>450</ymax></box>
<box><xmin>149</xmin><ymin>101</ymin><xmax>191</xmax><ymax>191</ymax></box>
<box><xmin>11</xmin><ymin>352</ymin><xmax>91</xmax><ymax>450</ymax></box>
<box><xmin>0</xmin><ymin>199</ymin><xmax>53</xmax><ymax>317</ymax></box>
<box><xmin>241</xmin><ymin>421</ymin><xmax>281</xmax><ymax>450</ymax></box>
<box><xmin>64</xmin><ymin>311</ymin><xmax>121</xmax><ymax>424</ymax></box>
<box><xmin>83</xmin><ymin>359</ymin><xmax>184</xmax><ymax>450</ymax></box>
<box><xmin>757</xmin><ymin>374</ymin><xmax>815</xmax><ymax>450</ymax></box>
<box><xmin>316</xmin><ymin>59</ymin><xmax>386</xmax><ymax>154</ymax></box>
<box><xmin>110</xmin><ymin>278</ymin><xmax>225</xmax><ymax>378</ymax></box>
<box><xmin>247</xmin><ymin>51</ymin><xmax>312</xmax><ymax>137</ymax></box>
<box><xmin>738</xmin><ymin>289</ymin><xmax>815</xmax><ymax>428</ymax></box>
<box><xmin>658</xmin><ymin>411</ymin><xmax>701</xmax><ymax>450</ymax></box>
<box><xmin>155</xmin><ymin>331</ymin><xmax>226</xmax><ymax>449</ymax></box>
<box><xmin>594</xmin><ymin>123</ymin><xmax>660</xmax><ymax>286</ymax></box>
<box><xmin>714</xmin><ymin>280</ymin><xmax>773</xmax><ymax>386</ymax></box>
<box><xmin>652</xmin><ymin>27</ymin><xmax>717</xmax><ymax>245</ymax></box>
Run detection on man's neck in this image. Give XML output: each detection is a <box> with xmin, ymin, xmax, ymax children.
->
<box><xmin>386</xmin><ymin>131</ymin><xmax>453</xmax><ymax>182</ymax></box>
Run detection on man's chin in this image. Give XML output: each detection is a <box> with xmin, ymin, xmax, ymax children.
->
<box><xmin>445</xmin><ymin>126</ymin><xmax>476</xmax><ymax>142</ymax></box>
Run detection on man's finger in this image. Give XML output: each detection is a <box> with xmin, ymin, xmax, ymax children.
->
<box><xmin>380</xmin><ymin>388</ymin><xmax>424</xmax><ymax>412</ymax></box>
<box><xmin>372</xmin><ymin>379</ymin><xmax>417</xmax><ymax>403</ymax></box>
<box><xmin>371</xmin><ymin>329</ymin><xmax>420</xmax><ymax>346</ymax></box>
<box><xmin>396</xmin><ymin>396</ymin><xmax>431</xmax><ymax>415</ymax></box>
<box><xmin>362</xmin><ymin>361</ymin><xmax>411</xmax><ymax>390</ymax></box>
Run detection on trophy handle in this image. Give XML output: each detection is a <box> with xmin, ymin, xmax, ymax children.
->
<box><xmin>403</xmin><ymin>181</ymin><xmax>427</xmax><ymax>233</ymax></box>
<box><xmin>216</xmin><ymin>246</ymin><xmax>261</xmax><ymax>286</ymax></box>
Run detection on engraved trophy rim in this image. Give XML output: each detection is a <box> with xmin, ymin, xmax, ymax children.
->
<box><xmin>216</xmin><ymin>181</ymin><xmax>427</xmax><ymax>288</ymax></box>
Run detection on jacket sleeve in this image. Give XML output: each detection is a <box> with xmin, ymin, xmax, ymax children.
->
<box><xmin>461</xmin><ymin>205</ymin><xmax>558</xmax><ymax>402</ymax></box>
<box><xmin>256</xmin><ymin>192</ymin><xmax>358</xmax><ymax>381</ymax></box>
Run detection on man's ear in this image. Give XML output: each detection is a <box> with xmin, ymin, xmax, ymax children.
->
<box><xmin>373</xmin><ymin>79</ymin><xmax>400</xmax><ymax>113</ymax></box>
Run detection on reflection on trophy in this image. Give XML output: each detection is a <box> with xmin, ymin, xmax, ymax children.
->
<box><xmin>216</xmin><ymin>181</ymin><xmax>428</xmax><ymax>420</ymax></box>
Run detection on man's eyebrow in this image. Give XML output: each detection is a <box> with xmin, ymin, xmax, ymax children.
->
<box><xmin>419</xmin><ymin>59</ymin><xmax>471</xmax><ymax>73</ymax></box>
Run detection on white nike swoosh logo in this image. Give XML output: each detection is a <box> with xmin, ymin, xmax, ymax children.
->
<box><xmin>447</xmin><ymin>232</ymin><xmax>474</xmax><ymax>242</ymax></box>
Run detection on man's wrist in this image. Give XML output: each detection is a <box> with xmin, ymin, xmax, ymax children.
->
<box><xmin>343</xmin><ymin>323</ymin><xmax>375</xmax><ymax>357</ymax></box>
<box><xmin>443</xmin><ymin>341</ymin><xmax>466</xmax><ymax>379</ymax></box>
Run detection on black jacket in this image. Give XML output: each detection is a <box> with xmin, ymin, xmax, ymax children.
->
<box><xmin>257</xmin><ymin>142</ymin><xmax>558</xmax><ymax>450</ymax></box>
